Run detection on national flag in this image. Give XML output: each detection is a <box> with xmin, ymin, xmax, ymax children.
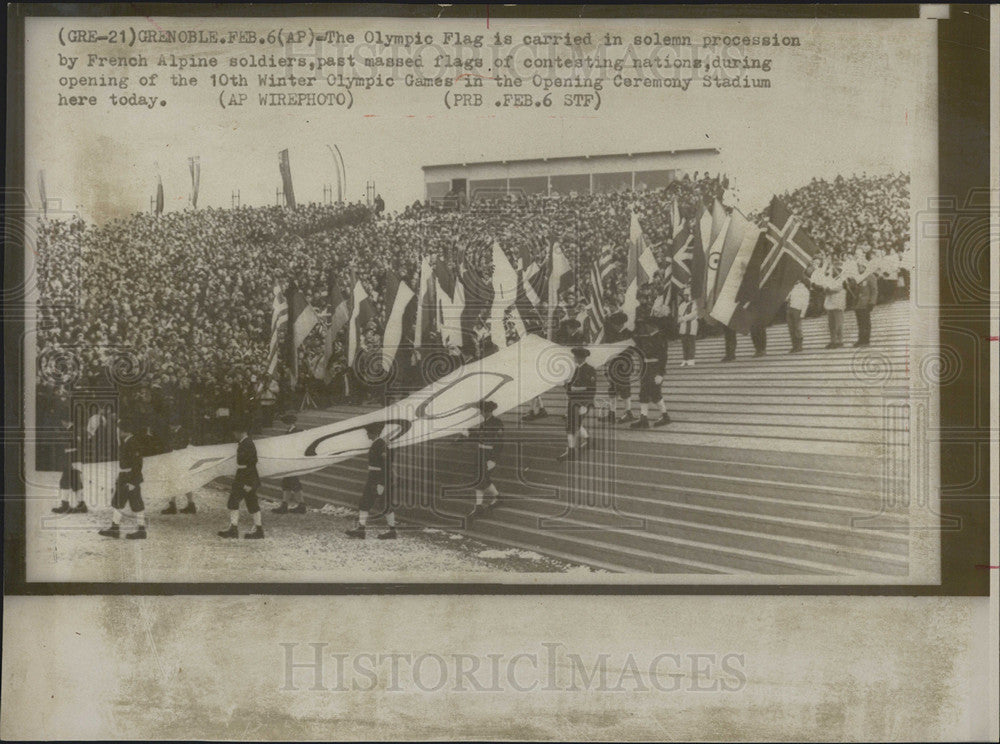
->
<box><xmin>708</xmin><ymin>210</ymin><xmax>762</xmax><ymax>327</ymax></box>
<box><xmin>313</xmin><ymin>281</ymin><xmax>350</xmax><ymax>381</ymax></box>
<box><xmin>413</xmin><ymin>255</ymin><xmax>435</xmax><ymax>347</ymax></box>
<box><xmin>381</xmin><ymin>271</ymin><xmax>417</xmax><ymax>372</ymax></box>
<box><xmin>669</xmin><ymin>220</ymin><xmax>706</xmax><ymax>302</ymax></box>
<box><xmin>622</xmin><ymin>212</ymin><xmax>659</xmax><ymax>328</ymax></box>
<box><xmin>285</xmin><ymin>282</ymin><xmax>320</xmax><ymax>385</ymax></box>
<box><xmin>347</xmin><ymin>277</ymin><xmax>374</xmax><ymax>366</ymax></box>
<box><xmin>546</xmin><ymin>242</ymin><xmax>573</xmax><ymax>338</ymax></box>
<box><xmin>257</xmin><ymin>283</ymin><xmax>288</xmax><ymax>394</ymax></box>
<box><xmin>704</xmin><ymin>199</ymin><xmax>732</xmax><ymax>312</ymax></box>
<box><xmin>434</xmin><ymin>259</ymin><xmax>463</xmax><ymax>350</ymax></box>
<box><xmin>278</xmin><ymin>148</ymin><xmax>296</xmax><ymax>208</ymax></box>
<box><xmin>671</xmin><ymin>197</ymin><xmax>683</xmax><ymax>238</ymax></box>
<box><xmin>583</xmin><ymin>245</ymin><xmax>616</xmax><ymax>340</ymax></box>
<box><xmin>698</xmin><ymin>203</ymin><xmax>713</xmax><ymax>263</ymax></box>
<box><xmin>725</xmin><ymin>197</ymin><xmax>820</xmax><ymax>334</ymax></box>
<box><xmin>514</xmin><ymin>265</ymin><xmax>545</xmax><ymax>335</ymax></box>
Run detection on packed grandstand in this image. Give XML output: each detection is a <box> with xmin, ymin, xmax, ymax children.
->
<box><xmin>35</xmin><ymin>171</ymin><xmax>911</xmax><ymax>449</ymax></box>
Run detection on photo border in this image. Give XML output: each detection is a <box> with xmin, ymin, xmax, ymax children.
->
<box><xmin>2</xmin><ymin>2</ymin><xmax>991</xmax><ymax>596</ymax></box>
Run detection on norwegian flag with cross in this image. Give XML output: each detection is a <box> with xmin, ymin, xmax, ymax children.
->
<box><xmin>729</xmin><ymin>197</ymin><xmax>820</xmax><ymax>335</ymax></box>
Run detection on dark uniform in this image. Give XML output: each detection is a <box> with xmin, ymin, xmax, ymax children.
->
<box><xmin>602</xmin><ymin>309</ymin><xmax>634</xmax><ymax>400</ymax></box>
<box><xmin>227</xmin><ymin>434</ymin><xmax>261</xmax><ymax>513</ymax></box>
<box><xmin>471</xmin><ymin>415</ymin><xmax>504</xmax><ymax>490</ymax></box>
<box><xmin>58</xmin><ymin>420</ymin><xmax>84</xmax><ymax>493</ymax></box>
<box><xmin>635</xmin><ymin>318</ymin><xmax>667</xmax><ymax>406</ymax></box>
<box><xmin>357</xmin><ymin>435</ymin><xmax>388</xmax><ymax>514</ymax></box>
<box><xmin>565</xmin><ymin>359</ymin><xmax>597</xmax><ymax>433</ymax></box>
<box><xmin>111</xmin><ymin>433</ymin><xmax>144</xmax><ymax>513</ymax></box>
<box><xmin>280</xmin><ymin>423</ymin><xmax>303</xmax><ymax>493</ymax></box>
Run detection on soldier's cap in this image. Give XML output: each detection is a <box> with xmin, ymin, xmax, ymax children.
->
<box><xmin>571</xmin><ymin>346</ymin><xmax>591</xmax><ymax>359</ymax></box>
<box><xmin>364</xmin><ymin>422</ymin><xmax>385</xmax><ymax>439</ymax></box>
<box><xmin>280</xmin><ymin>412</ymin><xmax>297</xmax><ymax>424</ymax></box>
<box><xmin>564</xmin><ymin>318</ymin><xmax>582</xmax><ymax>329</ymax></box>
<box><xmin>478</xmin><ymin>399</ymin><xmax>498</xmax><ymax>415</ymax></box>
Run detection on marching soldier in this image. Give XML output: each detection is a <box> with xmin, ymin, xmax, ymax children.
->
<box><xmin>557</xmin><ymin>347</ymin><xmax>597</xmax><ymax>462</ymax></box>
<box><xmin>630</xmin><ymin>311</ymin><xmax>672</xmax><ymax>429</ymax></box>
<box><xmin>161</xmin><ymin>417</ymin><xmax>196</xmax><ymax>515</ymax></box>
<box><xmin>52</xmin><ymin>412</ymin><xmax>87</xmax><ymax>514</ymax></box>
<box><xmin>468</xmin><ymin>400</ymin><xmax>504</xmax><ymax>517</ymax></box>
<box><xmin>98</xmin><ymin>417</ymin><xmax>147</xmax><ymax>540</ymax></box>
<box><xmin>218</xmin><ymin>420</ymin><xmax>264</xmax><ymax>539</ymax></box>
<box><xmin>273</xmin><ymin>413</ymin><xmax>307</xmax><ymax>514</ymax></box>
<box><xmin>345</xmin><ymin>423</ymin><xmax>397</xmax><ymax>540</ymax></box>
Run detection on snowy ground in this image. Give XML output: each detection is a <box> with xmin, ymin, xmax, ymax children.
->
<box><xmin>26</xmin><ymin>482</ymin><xmax>606</xmax><ymax>582</ymax></box>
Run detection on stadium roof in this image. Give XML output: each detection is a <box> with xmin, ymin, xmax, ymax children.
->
<box><xmin>422</xmin><ymin>147</ymin><xmax>721</xmax><ymax>171</ymax></box>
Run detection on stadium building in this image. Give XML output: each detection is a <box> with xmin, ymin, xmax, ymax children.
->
<box><xmin>422</xmin><ymin>147</ymin><xmax>722</xmax><ymax>204</ymax></box>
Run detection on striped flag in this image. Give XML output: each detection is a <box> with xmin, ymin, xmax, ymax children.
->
<box><xmin>584</xmin><ymin>245</ymin><xmax>615</xmax><ymax>340</ymax></box>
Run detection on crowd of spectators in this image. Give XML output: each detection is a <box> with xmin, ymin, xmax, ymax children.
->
<box><xmin>35</xmin><ymin>171</ymin><xmax>910</xmax><ymax>440</ymax></box>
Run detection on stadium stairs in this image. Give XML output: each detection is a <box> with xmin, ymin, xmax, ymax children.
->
<box><xmin>255</xmin><ymin>302</ymin><xmax>912</xmax><ymax>576</ymax></box>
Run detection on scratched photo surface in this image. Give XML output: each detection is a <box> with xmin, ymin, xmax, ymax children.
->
<box><xmin>21</xmin><ymin>13</ymin><xmax>941</xmax><ymax>587</ymax></box>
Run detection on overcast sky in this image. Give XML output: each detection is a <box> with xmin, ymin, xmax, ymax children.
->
<box><xmin>26</xmin><ymin>16</ymin><xmax>936</xmax><ymax>223</ymax></box>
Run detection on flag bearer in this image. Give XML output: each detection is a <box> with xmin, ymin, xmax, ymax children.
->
<box><xmin>52</xmin><ymin>413</ymin><xmax>87</xmax><ymax>514</ymax></box>
<box><xmin>273</xmin><ymin>413</ymin><xmax>307</xmax><ymax>514</ymax></box>
<box><xmin>630</xmin><ymin>312</ymin><xmax>672</xmax><ymax>429</ymax></box>
<box><xmin>557</xmin><ymin>347</ymin><xmax>597</xmax><ymax>461</ymax></box>
<box><xmin>469</xmin><ymin>400</ymin><xmax>504</xmax><ymax>517</ymax></box>
<box><xmin>218</xmin><ymin>419</ymin><xmax>264</xmax><ymax>539</ymax></box>
<box><xmin>161</xmin><ymin>417</ymin><xmax>196</xmax><ymax>514</ymax></box>
<box><xmin>98</xmin><ymin>417</ymin><xmax>147</xmax><ymax>540</ymax></box>
<box><xmin>346</xmin><ymin>423</ymin><xmax>397</xmax><ymax>540</ymax></box>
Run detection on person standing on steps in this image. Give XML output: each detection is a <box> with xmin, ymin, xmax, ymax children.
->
<box><xmin>676</xmin><ymin>284</ymin><xmax>699</xmax><ymax>367</ymax></box>
<box><xmin>98</xmin><ymin>417</ymin><xmax>147</xmax><ymax>540</ymax></box>
<box><xmin>345</xmin><ymin>422</ymin><xmax>397</xmax><ymax>540</ymax></box>
<box><xmin>52</xmin><ymin>412</ymin><xmax>87</xmax><ymax>515</ymax></box>
<box><xmin>161</xmin><ymin>417</ymin><xmax>196</xmax><ymax>515</ymax></box>
<box><xmin>273</xmin><ymin>413</ymin><xmax>307</xmax><ymax>514</ymax></box>
<box><xmin>631</xmin><ymin>311</ymin><xmax>672</xmax><ymax>429</ymax></box>
<box><xmin>557</xmin><ymin>346</ymin><xmax>597</xmax><ymax>462</ymax></box>
<box><xmin>468</xmin><ymin>400</ymin><xmax>504</xmax><ymax>518</ymax></box>
<box><xmin>786</xmin><ymin>277</ymin><xmax>811</xmax><ymax>353</ymax></box>
<box><xmin>853</xmin><ymin>256</ymin><xmax>879</xmax><ymax>347</ymax></box>
<box><xmin>218</xmin><ymin>420</ymin><xmax>264</xmax><ymax>539</ymax></box>
<box><xmin>822</xmin><ymin>256</ymin><xmax>847</xmax><ymax>349</ymax></box>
